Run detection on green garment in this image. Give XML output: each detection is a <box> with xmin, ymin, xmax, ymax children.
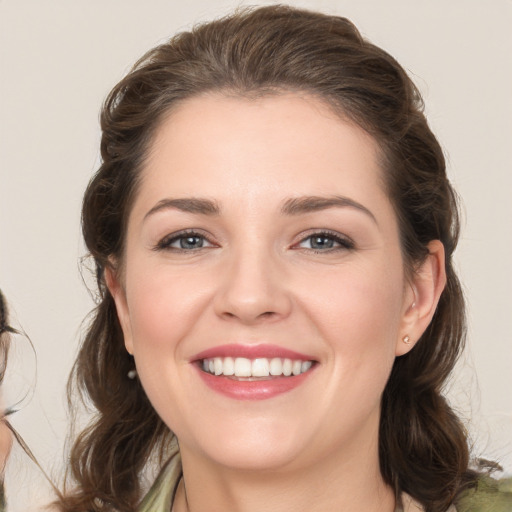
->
<box><xmin>137</xmin><ymin>444</ymin><xmax>181</xmax><ymax>512</ymax></box>
<box><xmin>457</xmin><ymin>476</ymin><xmax>512</xmax><ymax>512</ymax></box>
<box><xmin>137</xmin><ymin>447</ymin><xmax>512</xmax><ymax>512</ymax></box>
<box><xmin>0</xmin><ymin>482</ymin><xmax>5</xmax><ymax>512</ymax></box>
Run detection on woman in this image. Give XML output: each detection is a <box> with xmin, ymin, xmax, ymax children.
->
<box><xmin>58</xmin><ymin>6</ymin><xmax>511</xmax><ymax>512</ymax></box>
<box><xmin>0</xmin><ymin>290</ymin><xmax>65</xmax><ymax>511</ymax></box>
<box><xmin>0</xmin><ymin>291</ymin><xmax>13</xmax><ymax>511</ymax></box>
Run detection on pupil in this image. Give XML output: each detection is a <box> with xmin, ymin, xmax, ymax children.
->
<box><xmin>180</xmin><ymin>236</ymin><xmax>203</xmax><ymax>249</ymax></box>
<box><xmin>312</xmin><ymin>236</ymin><xmax>333</xmax><ymax>249</ymax></box>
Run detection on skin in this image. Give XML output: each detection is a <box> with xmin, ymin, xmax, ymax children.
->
<box><xmin>0</xmin><ymin>344</ymin><xmax>12</xmax><ymax>483</ymax></box>
<box><xmin>108</xmin><ymin>92</ymin><xmax>446</xmax><ymax>512</ymax></box>
<box><xmin>0</xmin><ymin>418</ymin><xmax>10</xmax><ymax>475</ymax></box>
<box><xmin>0</xmin><ymin>399</ymin><xmax>11</xmax><ymax>509</ymax></box>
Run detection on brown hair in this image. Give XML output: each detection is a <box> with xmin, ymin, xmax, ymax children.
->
<box><xmin>61</xmin><ymin>5</ymin><xmax>477</xmax><ymax>511</ymax></box>
<box><xmin>0</xmin><ymin>292</ymin><xmax>11</xmax><ymax>391</ymax></box>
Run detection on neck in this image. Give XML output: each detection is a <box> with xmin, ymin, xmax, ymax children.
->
<box><xmin>172</xmin><ymin>429</ymin><xmax>395</xmax><ymax>512</ymax></box>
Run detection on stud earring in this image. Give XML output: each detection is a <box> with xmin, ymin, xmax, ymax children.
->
<box><xmin>127</xmin><ymin>369</ymin><xmax>137</xmax><ymax>379</ymax></box>
<box><xmin>402</xmin><ymin>335</ymin><xmax>411</xmax><ymax>344</ymax></box>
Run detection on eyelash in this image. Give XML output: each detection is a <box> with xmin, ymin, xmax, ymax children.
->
<box><xmin>154</xmin><ymin>229</ymin><xmax>355</xmax><ymax>253</ymax></box>
<box><xmin>154</xmin><ymin>230</ymin><xmax>215</xmax><ymax>252</ymax></box>
<box><xmin>293</xmin><ymin>230</ymin><xmax>355</xmax><ymax>253</ymax></box>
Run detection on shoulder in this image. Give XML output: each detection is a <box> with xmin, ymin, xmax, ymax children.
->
<box><xmin>455</xmin><ymin>475</ymin><xmax>512</xmax><ymax>512</ymax></box>
<box><xmin>401</xmin><ymin>476</ymin><xmax>512</xmax><ymax>512</ymax></box>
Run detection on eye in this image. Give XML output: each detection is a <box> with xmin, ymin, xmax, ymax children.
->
<box><xmin>295</xmin><ymin>231</ymin><xmax>354</xmax><ymax>252</ymax></box>
<box><xmin>155</xmin><ymin>230</ymin><xmax>215</xmax><ymax>252</ymax></box>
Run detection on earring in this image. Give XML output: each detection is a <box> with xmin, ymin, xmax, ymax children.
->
<box><xmin>127</xmin><ymin>351</ymin><xmax>136</xmax><ymax>379</ymax></box>
<box><xmin>402</xmin><ymin>335</ymin><xmax>411</xmax><ymax>344</ymax></box>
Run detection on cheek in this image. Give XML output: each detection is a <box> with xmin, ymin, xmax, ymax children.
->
<box><xmin>124</xmin><ymin>260</ymin><xmax>211</xmax><ymax>360</ymax></box>
<box><xmin>301</xmin><ymin>265</ymin><xmax>404</xmax><ymax>435</ymax></box>
<box><xmin>306</xmin><ymin>259</ymin><xmax>404</xmax><ymax>337</ymax></box>
<box><xmin>300</xmin><ymin>258</ymin><xmax>404</xmax><ymax>382</ymax></box>
<box><xmin>122</xmin><ymin>264</ymin><xmax>211</xmax><ymax>425</ymax></box>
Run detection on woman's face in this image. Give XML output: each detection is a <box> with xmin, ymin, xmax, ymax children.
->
<box><xmin>112</xmin><ymin>93</ymin><xmax>422</xmax><ymax>472</ymax></box>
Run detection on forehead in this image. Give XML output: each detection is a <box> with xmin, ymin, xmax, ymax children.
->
<box><xmin>133</xmin><ymin>92</ymin><xmax>390</xmax><ymax>219</ymax></box>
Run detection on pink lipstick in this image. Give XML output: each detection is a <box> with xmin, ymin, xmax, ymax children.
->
<box><xmin>191</xmin><ymin>344</ymin><xmax>317</xmax><ymax>400</ymax></box>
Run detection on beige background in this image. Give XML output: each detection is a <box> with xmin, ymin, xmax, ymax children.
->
<box><xmin>1</xmin><ymin>0</ymin><xmax>511</xmax><ymax>509</ymax></box>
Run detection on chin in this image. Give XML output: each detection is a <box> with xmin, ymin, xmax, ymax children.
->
<box><xmin>204</xmin><ymin>441</ymin><xmax>304</xmax><ymax>472</ymax></box>
<box><xmin>181</xmin><ymin>420</ymin><xmax>313</xmax><ymax>472</ymax></box>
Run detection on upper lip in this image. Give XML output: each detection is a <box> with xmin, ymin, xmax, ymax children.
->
<box><xmin>191</xmin><ymin>344</ymin><xmax>316</xmax><ymax>362</ymax></box>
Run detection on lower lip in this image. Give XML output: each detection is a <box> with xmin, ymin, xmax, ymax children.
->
<box><xmin>196</xmin><ymin>366</ymin><xmax>315</xmax><ymax>400</ymax></box>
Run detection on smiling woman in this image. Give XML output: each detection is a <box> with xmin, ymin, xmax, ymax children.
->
<box><xmin>56</xmin><ymin>5</ymin><xmax>510</xmax><ymax>512</ymax></box>
<box><xmin>113</xmin><ymin>94</ymin><xmax>417</xmax><ymax>436</ymax></box>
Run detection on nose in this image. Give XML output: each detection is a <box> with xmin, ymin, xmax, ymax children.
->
<box><xmin>213</xmin><ymin>245</ymin><xmax>293</xmax><ymax>325</ymax></box>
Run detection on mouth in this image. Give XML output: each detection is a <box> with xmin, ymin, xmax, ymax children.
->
<box><xmin>191</xmin><ymin>345</ymin><xmax>318</xmax><ymax>400</ymax></box>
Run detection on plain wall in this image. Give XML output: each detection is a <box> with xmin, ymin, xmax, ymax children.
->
<box><xmin>1</xmin><ymin>0</ymin><xmax>511</xmax><ymax>509</ymax></box>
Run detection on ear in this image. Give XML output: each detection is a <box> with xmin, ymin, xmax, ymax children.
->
<box><xmin>396</xmin><ymin>240</ymin><xmax>447</xmax><ymax>356</ymax></box>
<box><xmin>105</xmin><ymin>265</ymin><xmax>134</xmax><ymax>355</ymax></box>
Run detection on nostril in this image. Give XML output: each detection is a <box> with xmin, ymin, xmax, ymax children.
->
<box><xmin>220</xmin><ymin>310</ymin><xmax>277</xmax><ymax>322</ymax></box>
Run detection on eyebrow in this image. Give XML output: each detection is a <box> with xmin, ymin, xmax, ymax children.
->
<box><xmin>143</xmin><ymin>195</ymin><xmax>377</xmax><ymax>224</ymax></box>
<box><xmin>144</xmin><ymin>197</ymin><xmax>221</xmax><ymax>220</ymax></box>
<box><xmin>281</xmin><ymin>195</ymin><xmax>377</xmax><ymax>224</ymax></box>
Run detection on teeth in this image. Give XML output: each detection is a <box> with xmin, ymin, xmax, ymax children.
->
<box><xmin>234</xmin><ymin>357</ymin><xmax>252</xmax><ymax>377</ymax></box>
<box><xmin>201</xmin><ymin>356</ymin><xmax>314</xmax><ymax>378</ymax></box>
<box><xmin>223</xmin><ymin>356</ymin><xmax>235</xmax><ymax>376</ymax></box>
<box><xmin>301</xmin><ymin>361</ymin><xmax>312</xmax><ymax>372</ymax></box>
<box><xmin>214</xmin><ymin>357</ymin><xmax>223</xmax><ymax>376</ymax></box>
<box><xmin>269</xmin><ymin>357</ymin><xmax>282</xmax><ymax>376</ymax></box>
<box><xmin>283</xmin><ymin>359</ymin><xmax>292</xmax><ymax>376</ymax></box>
<box><xmin>252</xmin><ymin>358</ymin><xmax>270</xmax><ymax>377</ymax></box>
